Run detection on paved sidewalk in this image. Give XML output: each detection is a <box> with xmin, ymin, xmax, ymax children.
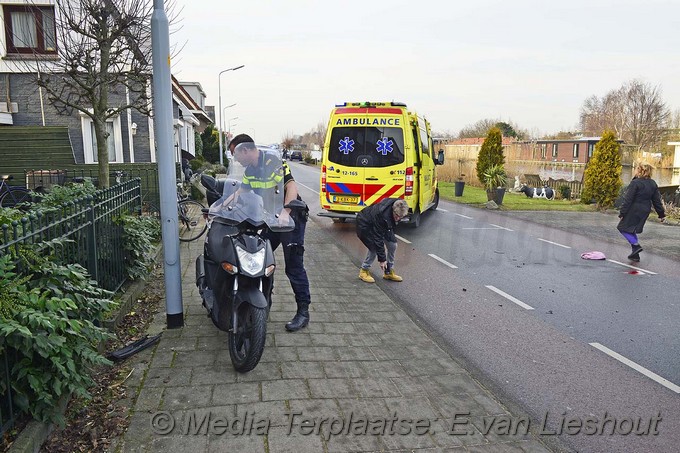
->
<box><xmin>111</xmin><ymin>219</ymin><xmax>553</xmax><ymax>453</ymax></box>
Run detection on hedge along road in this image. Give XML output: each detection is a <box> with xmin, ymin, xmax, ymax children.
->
<box><xmin>288</xmin><ymin>160</ymin><xmax>680</xmax><ymax>453</ymax></box>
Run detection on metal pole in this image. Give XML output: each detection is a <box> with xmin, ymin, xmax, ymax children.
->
<box><xmin>217</xmin><ymin>66</ymin><xmax>244</xmax><ymax>167</ymax></box>
<box><xmin>152</xmin><ymin>0</ymin><xmax>183</xmax><ymax>328</ymax></box>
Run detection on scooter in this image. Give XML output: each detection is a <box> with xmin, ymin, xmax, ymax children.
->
<box><xmin>195</xmin><ymin>168</ymin><xmax>294</xmax><ymax>372</ymax></box>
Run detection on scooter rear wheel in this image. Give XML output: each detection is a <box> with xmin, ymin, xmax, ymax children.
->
<box><xmin>228</xmin><ymin>304</ymin><xmax>267</xmax><ymax>372</ymax></box>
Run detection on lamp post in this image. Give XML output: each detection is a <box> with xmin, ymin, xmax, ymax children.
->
<box><xmin>218</xmin><ymin>65</ymin><xmax>244</xmax><ymax>166</ymax></box>
<box><xmin>221</xmin><ymin>104</ymin><xmax>236</xmax><ymax>131</ymax></box>
<box><xmin>226</xmin><ymin>117</ymin><xmax>238</xmax><ymax>148</ymax></box>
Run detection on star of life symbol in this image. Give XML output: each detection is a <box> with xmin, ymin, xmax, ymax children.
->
<box><xmin>376</xmin><ymin>138</ymin><xmax>393</xmax><ymax>156</ymax></box>
<box><xmin>339</xmin><ymin>137</ymin><xmax>355</xmax><ymax>154</ymax></box>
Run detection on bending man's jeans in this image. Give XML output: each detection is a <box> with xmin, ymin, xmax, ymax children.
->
<box><xmin>358</xmin><ymin>237</ymin><xmax>397</xmax><ymax>271</ymax></box>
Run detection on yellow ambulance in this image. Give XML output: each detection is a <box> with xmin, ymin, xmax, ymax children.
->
<box><xmin>318</xmin><ymin>101</ymin><xmax>444</xmax><ymax>227</ymax></box>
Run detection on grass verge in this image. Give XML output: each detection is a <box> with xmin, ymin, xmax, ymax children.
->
<box><xmin>439</xmin><ymin>182</ymin><xmax>599</xmax><ymax>212</ymax></box>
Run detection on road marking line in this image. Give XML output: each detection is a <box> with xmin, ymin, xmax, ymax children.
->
<box><xmin>589</xmin><ymin>343</ymin><xmax>680</xmax><ymax>394</ymax></box>
<box><xmin>537</xmin><ymin>238</ymin><xmax>571</xmax><ymax>249</ymax></box>
<box><xmin>297</xmin><ymin>182</ymin><xmax>319</xmax><ymax>195</ymax></box>
<box><xmin>395</xmin><ymin>234</ymin><xmax>411</xmax><ymax>244</ymax></box>
<box><xmin>453</xmin><ymin>213</ymin><xmax>473</xmax><ymax>219</ymax></box>
<box><xmin>437</xmin><ymin>208</ymin><xmax>449</xmax><ymax>212</ymax></box>
<box><xmin>428</xmin><ymin>254</ymin><xmax>458</xmax><ymax>269</ymax></box>
<box><xmin>489</xmin><ymin>224</ymin><xmax>514</xmax><ymax>231</ymax></box>
<box><xmin>607</xmin><ymin>259</ymin><xmax>656</xmax><ymax>275</ymax></box>
<box><xmin>485</xmin><ymin>285</ymin><xmax>534</xmax><ymax>310</ymax></box>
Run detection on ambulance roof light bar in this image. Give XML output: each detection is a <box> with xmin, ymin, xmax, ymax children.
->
<box><xmin>334</xmin><ymin>101</ymin><xmax>407</xmax><ymax>108</ymax></box>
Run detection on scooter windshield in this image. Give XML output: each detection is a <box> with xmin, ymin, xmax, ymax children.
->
<box><xmin>208</xmin><ymin>143</ymin><xmax>295</xmax><ymax>233</ymax></box>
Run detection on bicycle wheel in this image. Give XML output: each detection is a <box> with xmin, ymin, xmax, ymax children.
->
<box><xmin>0</xmin><ymin>188</ymin><xmax>32</xmax><ymax>208</ymax></box>
<box><xmin>178</xmin><ymin>199</ymin><xmax>207</xmax><ymax>242</ymax></box>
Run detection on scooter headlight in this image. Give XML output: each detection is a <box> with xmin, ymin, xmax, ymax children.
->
<box><xmin>235</xmin><ymin>245</ymin><xmax>266</xmax><ymax>276</ymax></box>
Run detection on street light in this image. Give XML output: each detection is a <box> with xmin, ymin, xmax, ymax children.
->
<box><xmin>226</xmin><ymin>117</ymin><xmax>239</xmax><ymax>147</ymax></box>
<box><xmin>221</xmin><ymin>104</ymin><xmax>236</xmax><ymax>135</ymax></box>
<box><xmin>217</xmin><ymin>65</ymin><xmax>244</xmax><ymax>166</ymax></box>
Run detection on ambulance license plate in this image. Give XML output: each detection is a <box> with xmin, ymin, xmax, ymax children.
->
<box><xmin>333</xmin><ymin>195</ymin><xmax>359</xmax><ymax>204</ymax></box>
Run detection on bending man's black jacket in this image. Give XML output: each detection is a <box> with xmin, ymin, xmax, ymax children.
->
<box><xmin>356</xmin><ymin>198</ymin><xmax>400</xmax><ymax>263</ymax></box>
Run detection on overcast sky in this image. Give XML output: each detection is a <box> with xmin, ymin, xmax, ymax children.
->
<box><xmin>167</xmin><ymin>0</ymin><xmax>679</xmax><ymax>144</ymax></box>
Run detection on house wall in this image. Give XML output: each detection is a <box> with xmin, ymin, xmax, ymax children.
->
<box><xmin>0</xmin><ymin>73</ymin><xmax>152</xmax><ymax>163</ymax></box>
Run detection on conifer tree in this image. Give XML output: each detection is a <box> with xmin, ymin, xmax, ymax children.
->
<box><xmin>580</xmin><ymin>130</ymin><xmax>622</xmax><ymax>209</ymax></box>
<box><xmin>475</xmin><ymin>127</ymin><xmax>505</xmax><ymax>184</ymax></box>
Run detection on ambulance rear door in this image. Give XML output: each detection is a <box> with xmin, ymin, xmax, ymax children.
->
<box><xmin>326</xmin><ymin>124</ymin><xmax>405</xmax><ymax>209</ymax></box>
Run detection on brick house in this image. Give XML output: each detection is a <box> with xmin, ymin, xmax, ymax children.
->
<box><xmin>0</xmin><ymin>0</ymin><xmax>210</xmax><ymax>172</ymax></box>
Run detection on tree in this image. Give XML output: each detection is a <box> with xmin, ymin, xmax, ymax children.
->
<box><xmin>580</xmin><ymin>79</ymin><xmax>671</xmax><ymax>152</ymax></box>
<box><xmin>459</xmin><ymin>119</ymin><xmax>498</xmax><ymax>138</ymax></box>
<box><xmin>459</xmin><ymin>118</ymin><xmax>526</xmax><ymax>140</ymax></box>
<box><xmin>194</xmin><ymin>130</ymin><xmax>203</xmax><ymax>157</ymax></box>
<box><xmin>281</xmin><ymin>133</ymin><xmax>295</xmax><ymax>151</ymax></box>
<box><xmin>28</xmin><ymin>1</ymin><xmax>180</xmax><ymax>188</ymax></box>
<box><xmin>580</xmin><ymin>130</ymin><xmax>622</xmax><ymax>209</ymax></box>
<box><xmin>475</xmin><ymin>127</ymin><xmax>505</xmax><ymax>184</ymax></box>
<box><xmin>200</xmin><ymin>124</ymin><xmax>220</xmax><ymax>163</ymax></box>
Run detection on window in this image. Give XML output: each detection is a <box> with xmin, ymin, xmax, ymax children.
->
<box><xmin>328</xmin><ymin>126</ymin><xmax>405</xmax><ymax>168</ymax></box>
<box><xmin>3</xmin><ymin>5</ymin><xmax>57</xmax><ymax>54</ymax></box>
<box><xmin>588</xmin><ymin>143</ymin><xmax>594</xmax><ymax>158</ymax></box>
<box><xmin>552</xmin><ymin>143</ymin><xmax>558</xmax><ymax>158</ymax></box>
<box><xmin>540</xmin><ymin>144</ymin><xmax>547</xmax><ymax>158</ymax></box>
<box><xmin>81</xmin><ymin>114</ymin><xmax>124</xmax><ymax>164</ymax></box>
<box><xmin>572</xmin><ymin>143</ymin><xmax>580</xmax><ymax>158</ymax></box>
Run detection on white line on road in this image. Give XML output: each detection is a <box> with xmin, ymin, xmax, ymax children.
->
<box><xmin>589</xmin><ymin>343</ymin><xmax>680</xmax><ymax>394</ymax></box>
<box><xmin>606</xmin><ymin>259</ymin><xmax>656</xmax><ymax>275</ymax></box>
<box><xmin>485</xmin><ymin>285</ymin><xmax>534</xmax><ymax>310</ymax></box>
<box><xmin>428</xmin><ymin>254</ymin><xmax>458</xmax><ymax>269</ymax></box>
<box><xmin>488</xmin><ymin>224</ymin><xmax>514</xmax><ymax>231</ymax></box>
<box><xmin>395</xmin><ymin>234</ymin><xmax>411</xmax><ymax>244</ymax></box>
<box><xmin>296</xmin><ymin>182</ymin><xmax>319</xmax><ymax>195</ymax></box>
<box><xmin>436</xmin><ymin>208</ymin><xmax>449</xmax><ymax>212</ymax></box>
<box><xmin>537</xmin><ymin>238</ymin><xmax>571</xmax><ymax>249</ymax></box>
<box><xmin>452</xmin><ymin>213</ymin><xmax>473</xmax><ymax>219</ymax></box>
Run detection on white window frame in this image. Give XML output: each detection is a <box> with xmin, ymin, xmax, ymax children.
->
<box><xmin>81</xmin><ymin>112</ymin><xmax>124</xmax><ymax>164</ymax></box>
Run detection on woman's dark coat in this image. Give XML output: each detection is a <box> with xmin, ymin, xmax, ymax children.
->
<box><xmin>617</xmin><ymin>177</ymin><xmax>665</xmax><ymax>234</ymax></box>
<box><xmin>356</xmin><ymin>198</ymin><xmax>399</xmax><ymax>263</ymax></box>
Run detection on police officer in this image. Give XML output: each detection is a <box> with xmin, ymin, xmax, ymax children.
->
<box><xmin>228</xmin><ymin>134</ymin><xmax>311</xmax><ymax>331</ymax></box>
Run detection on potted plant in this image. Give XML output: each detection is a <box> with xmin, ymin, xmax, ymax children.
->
<box><xmin>455</xmin><ymin>173</ymin><xmax>465</xmax><ymax>197</ymax></box>
<box><xmin>482</xmin><ymin>164</ymin><xmax>507</xmax><ymax>205</ymax></box>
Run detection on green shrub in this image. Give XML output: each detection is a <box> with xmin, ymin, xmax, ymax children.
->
<box><xmin>581</xmin><ymin>130</ymin><xmax>622</xmax><ymax>209</ymax></box>
<box><xmin>476</xmin><ymin>127</ymin><xmax>505</xmax><ymax>184</ymax></box>
<box><xmin>0</xmin><ymin>244</ymin><xmax>115</xmax><ymax>424</ymax></box>
<box><xmin>117</xmin><ymin>214</ymin><xmax>161</xmax><ymax>281</ymax></box>
<box><xmin>558</xmin><ymin>184</ymin><xmax>572</xmax><ymax>200</ymax></box>
<box><xmin>30</xmin><ymin>180</ymin><xmax>97</xmax><ymax>212</ymax></box>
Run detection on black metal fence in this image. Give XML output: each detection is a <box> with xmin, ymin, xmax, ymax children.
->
<box><xmin>0</xmin><ymin>178</ymin><xmax>143</xmax><ymax>435</ymax></box>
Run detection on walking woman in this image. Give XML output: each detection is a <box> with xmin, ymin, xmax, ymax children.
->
<box><xmin>617</xmin><ymin>162</ymin><xmax>666</xmax><ymax>262</ymax></box>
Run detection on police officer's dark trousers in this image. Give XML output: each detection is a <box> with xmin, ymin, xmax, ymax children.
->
<box><xmin>264</xmin><ymin>210</ymin><xmax>310</xmax><ymax>331</ymax></box>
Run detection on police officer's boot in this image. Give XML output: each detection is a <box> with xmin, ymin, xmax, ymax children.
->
<box><xmin>285</xmin><ymin>304</ymin><xmax>309</xmax><ymax>332</ymax></box>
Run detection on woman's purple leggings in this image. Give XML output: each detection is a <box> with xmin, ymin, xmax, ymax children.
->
<box><xmin>620</xmin><ymin>231</ymin><xmax>638</xmax><ymax>245</ymax></box>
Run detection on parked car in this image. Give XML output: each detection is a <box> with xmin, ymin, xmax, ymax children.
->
<box><xmin>289</xmin><ymin>150</ymin><xmax>303</xmax><ymax>161</ymax></box>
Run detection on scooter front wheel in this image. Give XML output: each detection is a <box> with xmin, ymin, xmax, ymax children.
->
<box><xmin>229</xmin><ymin>304</ymin><xmax>267</xmax><ymax>372</ymax></box>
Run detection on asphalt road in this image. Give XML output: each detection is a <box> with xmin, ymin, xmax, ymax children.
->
<box><xmin>288</xmin><ymin>161</ymin><xmax>680</xmax><ymax>453</ymax></box>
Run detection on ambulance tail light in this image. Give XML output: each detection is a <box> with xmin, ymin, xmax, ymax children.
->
<box><xmin>321</xmin><ymin>165</ymin><xmax>327</xmax><ymax>192</ymax></box>
<box><xmin>405</xmin><ymin>167</ymin><xmax>414</xmax><ymax>196</ymax></box>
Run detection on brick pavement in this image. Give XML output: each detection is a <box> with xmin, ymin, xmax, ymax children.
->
<box><xmin>110</xmin><ymin>219</ymin><xmax>553</xmax><ymax>453</ymax></box>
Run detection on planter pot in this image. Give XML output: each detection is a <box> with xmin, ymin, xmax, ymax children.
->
<box><xmin>486</xmin><ymin>188</ymin><xmax>506</xmax><ymax>205</ymax></box>
<box><xmin>454</xmin><ymin>181</ymin><xmax>465</xmax><ymax>197</ymax></box>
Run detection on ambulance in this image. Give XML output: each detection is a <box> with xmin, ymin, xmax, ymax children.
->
<box><xmin>318</xmin><ymin>101</ymin><xmax>444</xmax><ymax>227</ymax></box>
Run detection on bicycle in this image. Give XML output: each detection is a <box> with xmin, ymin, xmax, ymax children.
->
<box><xmin>0</xmin><ymin>175</ymin><xmax>32</xmax><ymax>208</ymax></box>
<box><xmin>141</xmin><ymin>181</ymin><xmax>208</xmax><ymax>242</ymax></box>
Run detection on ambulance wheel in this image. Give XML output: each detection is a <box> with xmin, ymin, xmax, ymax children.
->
<box><xmin>432</xmin><ymin>189</ymin><xmax>440</xmax><ymax>211</ymax></box>
<box><xmin>409</xmin><ymin>209</ymin><xmax>421</xmax><ymax>228</ymax></box>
